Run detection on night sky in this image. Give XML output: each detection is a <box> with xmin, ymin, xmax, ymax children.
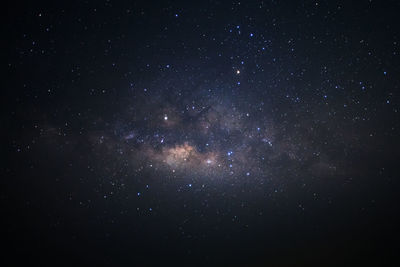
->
<box><xmin>3</xmin><ymin>0</ymin><xmax>400</xmax><ymax>266</ymax></box>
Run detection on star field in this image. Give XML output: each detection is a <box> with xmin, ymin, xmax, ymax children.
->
<box><xmin>3</xmin><ymin>1</ymin><xmax>400</xmax><ymax>266</ymax></box>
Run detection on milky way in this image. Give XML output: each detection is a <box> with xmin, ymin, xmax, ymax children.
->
<box><xmin>4</xmin><ymin>1</ymin><xmax>400</xmax><ymax>265</ymax></box>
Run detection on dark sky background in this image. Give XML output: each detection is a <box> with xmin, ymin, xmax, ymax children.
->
<box><xmin>3</xmin><ymin>0</ymin><xmax>400</xmax><ymax>266</ymax></box>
